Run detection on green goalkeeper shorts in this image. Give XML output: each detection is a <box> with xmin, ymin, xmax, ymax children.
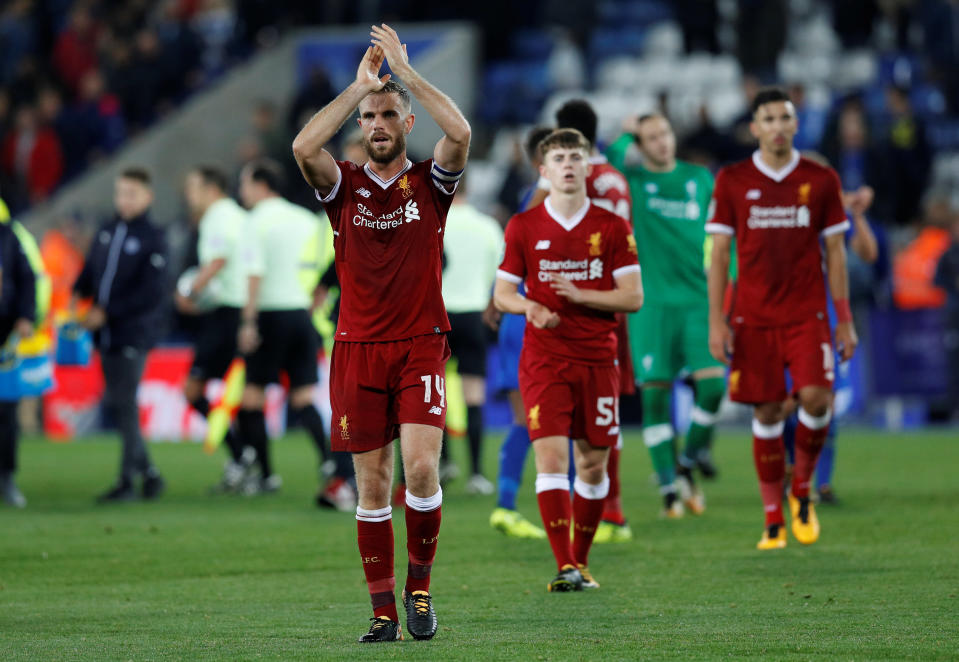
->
<box><xmin>628</xmin><ymin>302</ymin><xmax>723</xmax><ymax>384</ymax></box>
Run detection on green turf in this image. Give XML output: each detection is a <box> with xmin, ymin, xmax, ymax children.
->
<box><xmin>1</xmin><ymin>428</ymin><xmax>957</xmax><ymax>661</ymax></box>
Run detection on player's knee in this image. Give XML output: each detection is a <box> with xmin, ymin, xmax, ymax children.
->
<box><xmin>240</xmin><ymin>385</ymin><xmax>266</xmax><ymax>410</ymax></box>
<box><xmin>798</xmin><ymin>388</ymin><xmax>830</xmax><ymax>417</ymax></box>
<box><xmin>289</xmin><ymin>387</ymin><xmax>314</xmax><ymax>410</ymax></box>
<box><xmin>754</xmin><ymin>402</ymin><xmax>785</xmax><ymax>425</ymax></box>
<box><xmin>576</xmin><ymin>458</ymin><xmax>606</xmax><ymax>484</ymax></box>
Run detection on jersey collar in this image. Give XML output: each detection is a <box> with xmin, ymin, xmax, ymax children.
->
<box><xmin>364</xmin><ymin>159</ymin><xmax>413</xmax><ymax>189</ymax></box>
<box><xmin>545</xmin><ymin>196</ymin><xmax>591</xmax><ymax>231</ymax></box>
<box><xmin>752</xmin><ymin>149</ymin><xmax>800</xmax><ymax>183</ymax></box>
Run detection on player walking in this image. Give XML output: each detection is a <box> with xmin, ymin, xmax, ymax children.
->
<box><xmin>706</xmin><ymin>88</ymin><xmax>857</xmax><ymax>550</ymax></box>
<box><xmin>292</xmin><ymin>25</ymin><xmax>469</xmax><ymax>642</ymax></box>
<box><xmin>494</xmin><ymin>129</ymin><xmax>642</xmax><ymax>591</ymax></box>
<box><xmin>606</xmin><ymin>113</ymin><xmax>724</xmax><ymax>521</ymax></box>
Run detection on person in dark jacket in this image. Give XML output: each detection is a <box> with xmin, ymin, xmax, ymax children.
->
<box><xmin>0</xmin><ymin>199</ymin><xmax>35</xmax><ymax>508</ymax></box>
<box><xmin>73</xmin><ymin>167</ymin><xmax>168</xmax><ymax>502</ymax></box>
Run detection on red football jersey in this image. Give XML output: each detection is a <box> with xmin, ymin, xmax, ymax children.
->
<box><xmin>498</xmin><ymin>198</ymin><xmax>640</xmax><ymax>364</ymax></box>
<box><xmin>706</xmin><ymin>150</ymin><xmax>849</xmax><ymax>327</ymax></box>
<box><xmin>586</xmin><ymin>157</ymin><xmax>632</xmax><ymax>224</ymax></box>
<box><xmin>318</xmin><ymin>159</ymin><xmax>456</xmax><ymax>342</ymax></box>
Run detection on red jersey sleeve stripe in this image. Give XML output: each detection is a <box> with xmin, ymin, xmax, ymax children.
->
<box><xmin>705</xmin><ymin>222</ymin><xmax>734</xmax><ymax>235</ymax></box>
<box><xmin>496</xmin><ymin>269</ymin><xmax>523</xmax><ymax>284</ymax></box>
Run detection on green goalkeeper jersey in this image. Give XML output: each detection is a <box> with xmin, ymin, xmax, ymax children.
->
<box><xmin>606</xmin><ymin>133</ymin><xmax>714</xmax><ymax>306</ymax></box>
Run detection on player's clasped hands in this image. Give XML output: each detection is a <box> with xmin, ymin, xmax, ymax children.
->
<box><xmin>370</xmin><ymin>24</ymin><xmax>410</xmax><ymax>75</ymax></box>
<box><xmin>526</xmin><ymin>301</ymin><xmax>560</xmax><ymax>329</ymax></box>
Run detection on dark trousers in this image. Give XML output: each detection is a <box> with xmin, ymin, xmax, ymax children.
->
<box><xmin>102</xmin><ymin>347</ymin><xmax>153</xmax><ymax>482</ymax></box>
<box><xmin>0</xmin><ymin>400</ymin><xmax>18</xmax><ymax>473</ymax></box>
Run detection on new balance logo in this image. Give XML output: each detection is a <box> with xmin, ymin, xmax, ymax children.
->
<box><xmin>428</xmin><ymin>406</ymin><xmax>442</xmax><ymax>415</ymax></box>
<box><xmin>746</xmin><ymin>189</ymin><xmax>761</xmax><ymax>200</ymax></box>
<box><xmin>355</xmin><ymin>187</ymin><xmax>371</xmax><ymax>198</ymax></box>
<box><xmin>535</xmin><ymin>240</ymin><xmax>551</xmax><ymax>250</ymax></box>
<box><xmin>404</xmin><ymin>200</ymin><xmax>420</xmax><ymax>222</ymax></box>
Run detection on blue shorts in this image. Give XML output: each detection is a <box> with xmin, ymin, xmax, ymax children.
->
<box><xmin>491</xmin><ymin>313</ymin><xmax>525</xmax><ymax>393</ymax></box>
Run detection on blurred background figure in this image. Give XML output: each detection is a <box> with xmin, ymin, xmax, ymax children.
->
<box><xmin>441</xmin><ymin>177</ymin><xmax>503</xmax><ymax>495</ymax></box>
<box><xmin>0</xmin><ymin>194</ymin><xmax>36</xmax><ymax>508</ymax></box>
<box><xmin>72</xmin><ymin>168</ymin><xmax>167</xmax><ymax>502</ymax></box>
<box><xmin>178</xmin><ymin>165</ymin><xmax>252</xmax><ymax>490</ymax></box>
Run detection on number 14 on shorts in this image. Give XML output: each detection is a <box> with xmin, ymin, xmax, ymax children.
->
<box><xmin>421</xmin><ymin>374</ymin><xmax>446</xmax><ymax>415</ymax></box>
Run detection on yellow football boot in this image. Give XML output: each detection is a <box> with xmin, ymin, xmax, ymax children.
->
<box><xmin>788</xmin><ymin>493</ymin><xmax>820</xmax><ymax>545</ymax></box>
<box><xmin>756</xmin><ymin>523</ymin><xmax>787</xmax><ymax>550</ymax></box>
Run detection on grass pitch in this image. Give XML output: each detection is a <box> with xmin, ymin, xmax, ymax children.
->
<box><xmin>1</xmin><ymin>427</ymin><xmax>957</xmax><ymax>661</ymax></box>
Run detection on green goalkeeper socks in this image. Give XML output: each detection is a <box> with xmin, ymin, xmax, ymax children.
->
<box><xmin>682</xmin><ymin>376</ymin><xmax>725</xmax><ymax>467</ymax></box>
<box><xmin>642</xmin><ymin>386</ymin><xmax>675</xmax><ymax>489</ymax></box>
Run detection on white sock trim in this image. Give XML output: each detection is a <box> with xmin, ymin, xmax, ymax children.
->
<box><xmin>356</xmin><ymin>505</ymin><xmax>393</xmax><ymax>522</ymax></box>
<box><xmin>690</xmin><ymin>405</ymin><xmax>718</xmax><ymax>427</ymax></box>
<box><xmin>752</xmin><ymin>418</ymin><xmax>785</xmax><ymax>439</ymax></box>
<box><xmin>405</xmin><ymin>487</ymin><xmax>442</xmax><ymax>512</ymax></box>
<box><xmin>573</xmin><ymin>475</ymin><xmax>610</xmax><ymax>500</ymax></box>
<box><xmin>535</xmin><ymin>473</ymin><xmax>570</xmax><ymax>494</ymax></box>
<box><xmin>798</xmin><ymin>407</ymin><xmax>832</xmax><ymax>431</ymax></box>
<box><xmin>643</xmin><ymin>423</ymin><xmax>674</xmax><ymax>447</ymax></box>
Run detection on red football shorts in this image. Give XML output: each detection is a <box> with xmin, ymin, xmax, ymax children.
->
<box><xmin>330</xmin><ymin>334</ymin><xmax>451</xmax><ymax>453</ymax></box>
<box><xmin>727</xmin><ymin>317</ymin><xmax>834</xmax><ymax>404</ymax></box>
<box><xmin>519</xmin><ymin>353</ymin><xmax>621</xmax><ymax>446</ymax></box>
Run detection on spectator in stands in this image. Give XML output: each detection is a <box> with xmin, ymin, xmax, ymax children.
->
<box><xmin>935</xmin><ymin>211</ymin><xmax>959</xmax><ymax>416</ymax></box>
<box><xmin>820</xmin><ymin>95</ymin><xmax>883</xmax><ymax>196</ymax></box>
<box><xmin>920</xmin><ymin>0</ymin><xmax>959</xmax><ymax>111</ymax></box>
<box><xmin>892</xmin><ymin>192</ymin><xmax>952</xmax><ymax>310</ymax></box>
<box><xmin>735</xmin><ymin>0</ymin><xmax>786</xmax><ymax>80</ymax></box>
<box><xmin>832</xmin><ymin>0</ymin><xmax>878</xmax><ymax>49</ymax></box>
<box><xmin>52</xmin><ymin>4</ymin><xmax>100</xmax><ymax>96</ymax></box>
<box><xmin>190</xmin><ymin>0</ymin><xmax>239</xmax><ymax>81</ymax></box>
<box><xmin>881</xmin><ymin>85</ymin><xmax>932</xmax><ymax>225</ymax></box>
<box><xmin>73</xmin><ymin>167</ymin><xmax>168</xmax><ymax>503</ymax></box>
<box><xmin>1</xmin><ymin>104</ymin><xmax>64</xmax><ymax>211</ymax></box>
<box><xmin>0</xmin><ymin>0</ymin><xmax>35</xmax><ymax>86</ymax></box>
<box><xmin>287</xmin><ymin>65</ymin><xmax>336</xmax><ymax>137</ymax></box>
<box><xmin>675</xmin><ymin>0</ymin><xmax>720</xmax><ymax>54</ymax></box>
<box><xmin>58</xmin><ymin>69</ymin><xmax>126</xmax><ymax>180</ymax></box>
<box><xmin>789</xmin><ymin>83</ymin><xmax>828</xmax><ymax>152</ymax></box>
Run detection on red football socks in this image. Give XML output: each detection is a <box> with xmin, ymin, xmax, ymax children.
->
<box><xmin>536</xmin><ymin>473</ymin><xmax>575</xmax><ymax>570</ymax></box>
<box><xmin>404</xmin><ymin>489</ymin><xmax>442</xmax><ymax>594</ymax></box>
<box><xmin>752</xmin><ymin>419</ymin><xmax>786</xmax><ymax>527</ymax></box>
<box><xmin>793</xmin><ymin>408</ymin><xmax>832</xmax><ymax>498</ymax></box>
<box><xmin>356</xmin><ymin>507</ymin><xmax>398</xmax><ymax>621</ymax></box>
<box><xmin>572</xmin><ymin>477</ymin><xmax>609</xmax><ymax>566</ymax></box>
<box><xmin>600</xmin><ymin>445</ymin><xmax>625</xmax><ymax>525</ymax></box>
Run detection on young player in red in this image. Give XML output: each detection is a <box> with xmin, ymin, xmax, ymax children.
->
<box><xmin>526</xmin><ymin>100</ymin><xmax>636</xmax><ymax>542</ymax></box>
<box><xmin>292</xmin><ymin>24</ymin><xmax>470</xmax><ymax>642</ymax></box>
<box><xmin>494</xmin><ymin>129</ymin><xmax>642</xmax><ymax>591</ymax></box>
<box><xmin>706</xmin><ymin>88</ymin><xmax>858</xmax><ymax>550</ymax></box>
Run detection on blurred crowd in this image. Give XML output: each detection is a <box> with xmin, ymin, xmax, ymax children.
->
<box><xmin>2</xmin><ymin>1</ymin><xmax>959</xmax><ymax>384</ymax></box>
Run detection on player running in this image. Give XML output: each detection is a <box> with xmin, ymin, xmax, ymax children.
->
<box><xmin>706</xmin><ymin>87</ymin><xmax>857</xmax><ymax>550</ymax></box>
<box><xmin>494</xmin><ymin>129</ymin><xmax>642</xmax><ymax>591</ymax></box>
<box><xmin>292</xmin><ymin>25</ymin><xmax>469</xmax><ymax>642</ymax></box>
<box><xmin>606</xmin><ymin>113</ymin><xmax>724</xmax><ymax>521</ymax></box>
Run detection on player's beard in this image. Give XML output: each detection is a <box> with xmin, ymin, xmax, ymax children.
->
<box><xmin>364</xmin><ymin>131</ymin><xmax>406</xmax><ymax>164</ymax></box>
